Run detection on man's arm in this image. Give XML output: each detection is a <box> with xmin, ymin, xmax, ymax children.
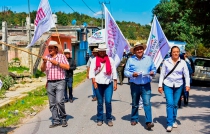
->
<box><xmin>41</xmin><ymin>57</ymin><xmax>47</xmax><ymax>72</ymax></box>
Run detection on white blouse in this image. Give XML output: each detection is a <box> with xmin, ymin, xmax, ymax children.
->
<box><xmin>89</xmin><ymin>57</ymin><xmax>117</xmax><ymax>84</ymax></box>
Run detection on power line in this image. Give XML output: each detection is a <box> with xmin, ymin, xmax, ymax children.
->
<box><xmin>81</xmin><ymin>0</ymin><xmax>96</xmax><ymax>14</ymax></box>
<box><xmin>62</xmin><ymin>0</ymin><xmax>75</xmax><ymax>12</ymax></box>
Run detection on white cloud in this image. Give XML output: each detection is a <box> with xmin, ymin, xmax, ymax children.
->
<box><xmin>94</xmin><ymin>11</ymin><xmax>103</xmax><ymax>16</ymax></box>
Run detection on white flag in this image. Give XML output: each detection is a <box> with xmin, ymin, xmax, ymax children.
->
<box><xmin>144</xmin><ymin>16</ymin><xmax>170</xmax><ymax>69</ymax></box>
<box><xmin>104</xmin><ymin>4</ymin><xmax>130</xmax><ymax>67</ymax></box>
<box><xmin>88</xmin><ymin>29</ymin><xmax>105</xmax><ymax>44</ymax></box>
<box><xmin>0</xmin><ymin>79</ymin><xmax>2</xmax><ymax>90</ymax></box>
<box><xmin>26</xmin><ymin>0</ymin><xmax>55</xmax><ymax>48</ymax></box>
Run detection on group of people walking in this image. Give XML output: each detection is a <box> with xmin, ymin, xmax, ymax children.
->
<box><xmin>41</xmin><ymin>40</ymin><xmax>192</xmax><ymax>132</ymax></box>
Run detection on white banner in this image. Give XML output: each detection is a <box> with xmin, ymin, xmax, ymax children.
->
<box><xmin>26</xmin><ymin>0</ymin><xmax>55</xmax><ymax>48</ymax></box>
<box><xmin>88</xmin><ymin>29</ymin><xmax>105</xmax><ymax>44</ymax></box>
<box><xmin>144</xmin><ymin>16</ymin><xmax>170</xmax><ymax>69</ymax></box>
<box><xmin>104</xmin><ymin>4</ymin><xmax>130</xmax><ymax>67</ymax></box>
<box><xmin>0</xmin><ymin>79</ymin><xmax>2</xmax><ymax>90</ymax></box>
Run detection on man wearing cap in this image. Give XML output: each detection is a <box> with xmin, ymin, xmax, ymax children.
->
<box><xmin>41</xmin><ymin>41</ymin><xmax>69</xmax><ymax>128</ymax></box>
<box><xmin>87</xmin><ymin>48</ymin><xmax>98</xmax><ymax>101</ymax></box>
<box><xmin>64</xmin><ymin>49</ymin><xmax>76</xmax><ymax>103</ymax></box>
<box><xmin>124</xmin><ymin>42</ymin><xmax>156</xmax><ymax>130</ymax></box>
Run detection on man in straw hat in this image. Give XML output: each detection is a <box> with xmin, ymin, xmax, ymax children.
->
<box><xmin>124</xmin><ymin>42</ymin><xmax>156</xmax><ymax>130</ymax></box>
<box><xmin>87</xmin><ymin>48</ymin><xmax>98</xmax><ymax>101</ymax></box>
<box><xmin>89</xmin><ymin>43</ymin><xmax>117</xmax><ymax>127</ymax></box>
<box><xmin>64</xmin><ymin>49</ymin><xmax>76</xmax><ymax>103</ymax></box>
<box><xmin>41</xmin><ymin>40</ymin><xmax>69</xmax><ymax>128</ymax></box>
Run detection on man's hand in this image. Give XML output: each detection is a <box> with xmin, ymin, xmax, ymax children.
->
<box><xmin>93</xmin><ymin>82</ymin><xmax>98</xmax><ymax>89</ymax></box>
<box><xmin>149</xmin><ymin>71</ymin><xmax>154</xmax><ymax>76</ymax></box>
<box><xmin>50</xmin><ymin>60</ymin><xmax>58</xmax><ymax>66</ymax></box>
<box><xmin>133</xmin><ymin>72</ymin><xmax>139</xmax><ymax>77</ymax></box>
<box><xmin>42</xmin><ymin>56</ymin><xmax>47</xmax><ymax>63</ymax></box>
<box><xmin>87</xmin><ymin>75</ymin><xmax>89</xmax><ymax>79</ymax></box>
<box><xmin>186</xmin><ymin>86</ymin><xmax>190</xmax><ymax>92</ymax></box>
<box><xmin>158</xmin><ymin>87</ymin><xmax>163</xmax><ymax>94</ymax></box>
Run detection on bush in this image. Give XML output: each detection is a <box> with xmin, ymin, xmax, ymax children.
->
<box><xmin>0</xmin><ymin>75</ymin><xmax>15</xmax><ymax>90</ymax></box>
<box><xmin>33</xmin><ymin>69</ymin><xmax>45</xmax><ymax>78</ymax></box>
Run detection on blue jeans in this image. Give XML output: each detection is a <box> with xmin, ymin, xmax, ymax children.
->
<box><xmin>92</xmin><ymin>84</ymin><xmax>96</xmax><ymax>98</ymax></box>
<box><xmin>163</xmin><ymin>84</ymin><xmax>183</xmax><ymax>127</ymax></box>
<box><xmin>64</xmin><ymin>77</ymin><xmax>73</xmax><ymax>101</ymax></box>
<box><xmin>95</xmin><ymin>82</ymin><xmax>113</xmax><ymax>122</ymax></box>
<box><xmin>130</xmin><ymin>82</ymin><xmax>152</xmax><ymax>123</ymax></box>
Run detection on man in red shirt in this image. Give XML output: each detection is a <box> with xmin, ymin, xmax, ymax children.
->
<box><xmin>41</xmin><ymin>41</ymin><xmax>69</xmax><ymax>128</ymax></box>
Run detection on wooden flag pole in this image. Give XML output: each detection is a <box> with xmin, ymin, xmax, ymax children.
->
<box><xmin>0</xmin><ymin>41</ymin><xmax>42</xmax><ymax>58</ymax></box>
<box><xmin>55</xmin><ymin>26</ymin><xmax>64</xmax><ymax>54</ymax></box>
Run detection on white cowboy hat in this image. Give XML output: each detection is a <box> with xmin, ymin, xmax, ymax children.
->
<box><xmin>64</xmin><ymin>49</ymin><xmax>72</xmax><ymax>53</ymax></box>
<box><xmin>98</xmin><ymin>43</ymin><xmax>107</xmax><ymax>51</ymax></box>
<box><xmin>48</xmin><ymin>41</ymin><xmax>62</xmax><ymax>52</ymax></box>
<box><xmin>130</xmin><ymin>42</ymin><xmax>147</xmax><ymax>53</ymax></box>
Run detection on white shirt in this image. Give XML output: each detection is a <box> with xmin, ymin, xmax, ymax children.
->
<box><xmin>89</xmin><ymin>57</ymin><xmax>117</xmax><ymax>84</ymax></box>
<box><xmin>158</xmin><ymin>57</ymin><xmax>190</xmax><ymax>88</ymax></box>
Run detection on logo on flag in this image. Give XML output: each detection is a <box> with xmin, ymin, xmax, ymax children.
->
<box><xmin>104</xmin><ymin>4</ymin><xmax>130</xmax><ymax>67</ymax></box>
<box><xmin>26</xmin><ymin>0</ymin><xmax>55</xmax><ymax>48</ymax></box>
<box><xmin>144</xmin><ymin>16</ymin><xmax>170</xmax><ymax>68</ymax></box>
<box><xmin>88</xmin><ymin>29</ymin><xmax>105</xmax><ymax>44</ymax></box>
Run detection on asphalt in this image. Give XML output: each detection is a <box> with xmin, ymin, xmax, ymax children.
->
<box><xmin>11</xmin><ymin>74</ymin><xmax>210</xmax><ymax>134</ymax></box>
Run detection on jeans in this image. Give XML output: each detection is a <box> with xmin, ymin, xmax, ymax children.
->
<box><xmin>95</xmin><ymin>82</ymin><xmax>113</xmax><ymax>122</ymax></box>
<box><xmin>92</xmin><ymin>84</ymin><xmax>96</xmax><ymax>98</ymax></box>
<box><xmin>47</xmin><ymin>80</ymin><xmax>66</xmax><ymax>124</ymax></box>
<box><xmin>64</xmin><ymin>77</ymin><xmax>73</xmax><ymax>101</ymax></box>
<box><xmin>163</xmin><ymin>84</ymin><xmax>183</xmax><ymax>127</ymax></box>
<box><xmin>130</xmin><ymin>82</ymin><xmax>152</xmax><ymax>123</ymax></box>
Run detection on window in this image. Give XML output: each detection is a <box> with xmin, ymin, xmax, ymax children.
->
<box><xmin>195</xmin><ymin>59</ymin><xmax>210</xmax><ymax>67</ymax></box>
<box><xmin>64</xmin><ymin>42</ymin><xmax>67</xmax><ymax>49</ymax></box>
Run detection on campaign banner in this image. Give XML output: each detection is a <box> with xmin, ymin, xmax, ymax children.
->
<box><xmin>144</xmin><ymin>16</ymin><xmax>170</xmax><ymax>68</ymax></box>
<box><xmin>104</xmin><ymin>4</ymin><xmax>130</xmax><ymax>67</ymax></box>
<box><xmin>88</xmin><ymin>29</ymin><xmax>105</xmax><ymax>44</ymax></box>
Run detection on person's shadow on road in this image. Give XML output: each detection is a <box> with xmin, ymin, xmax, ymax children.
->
<box><xmin>90</xmin><ymin>114</ymin><xmax>116</xmax><ymax>123</ymax></box>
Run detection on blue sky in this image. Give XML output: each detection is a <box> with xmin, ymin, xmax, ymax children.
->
<box><xmin>1</xmin><ymin>0</ymin><xmax>160</xmax><ymax>25</ymax></box>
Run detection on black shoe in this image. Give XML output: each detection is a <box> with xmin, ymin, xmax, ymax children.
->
<box><xmin>62</xmin><ymin>120</ymin><xmax>68</xmax><ymax>127</ymax></box>
<box><xmin>49</xmin><ymin>123</ymin><xmax>61</xmax><ymax>128</ymax></box>
<box><xmin>64</xmin><ymin>99</ymin><xmax>68</xmax><ymax>103</ymax></box>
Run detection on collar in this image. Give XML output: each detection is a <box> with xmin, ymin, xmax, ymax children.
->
<box><xmin>168</xmin><ymin>57</ymin><xmax>181</xmax><ymax>64</ymax></box>
<box><xmin>133</xmin><ymin>54</ymin><xmax>146</xmax><ymax>60</ymax></box>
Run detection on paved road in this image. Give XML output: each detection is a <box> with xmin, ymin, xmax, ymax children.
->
<box><xmin>13</xmin><ymin>75</ymin><xmax>210</xmax><ymax>134</ymax></box>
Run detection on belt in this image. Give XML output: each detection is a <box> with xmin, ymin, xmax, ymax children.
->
<box><xmin>131</xmin><ymin>82</ymin><xmax>149</xmax><ymax>86</ymax></box>
<box><xmin>48</xmin><ymin>79</ymin><xmax>64</xmax><ymax>82</ymax></box>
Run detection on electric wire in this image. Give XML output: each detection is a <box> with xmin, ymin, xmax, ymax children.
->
<box><xmin>81</xmin><ymin>0</ymin><xmax>96</xmax><ymax>14</ymax></box>
<box><xmin>62</xmin><ymin>0</ymin><xmax>75</xmax><ymax>12</ymax></box>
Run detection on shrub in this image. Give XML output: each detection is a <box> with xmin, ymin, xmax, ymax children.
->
<box><xmin>33</xmin><ymin>69</ymin><xmax>45</xmax><ymax>78</ymax></box>
<box><xmin>0</xmin><ymin>75</ymin><xmax>15</xmax><ymax>90</ymax></box>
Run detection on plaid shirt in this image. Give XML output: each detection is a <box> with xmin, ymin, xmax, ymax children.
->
<box><xmin>45</xmin><ymin>54</ymin><xmax>69</xmax><ymax>80</ymax></box>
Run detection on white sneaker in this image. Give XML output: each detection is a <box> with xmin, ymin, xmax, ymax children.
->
<box><xmin>173</xmin><ymin>122</ymin><xmax>178</xmax><ymax>128</ymax></box>
<box><xmin>138</xmin><ymin>106</ymin><xmax>143</xmax><ymax>110</ymax></box>
<box><xmin>166</xmin><ymin>126</ymin><xmax>173</xmax><ymax>132</ymax></box>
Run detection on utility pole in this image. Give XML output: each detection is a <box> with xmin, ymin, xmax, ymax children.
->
<box><xmin>27</xmin><ymin>0</ymin><xmax>33</xmax><ymax>75</ymax></box>
<box><xmin>2</xmin><ymin>21</ymin><xmax>8</xmax><ymax>50</ymax></box>
<box><xmin>99</xmin><ymin>1</ymin><xmax>110</xmax><ymax>29</ymax></box>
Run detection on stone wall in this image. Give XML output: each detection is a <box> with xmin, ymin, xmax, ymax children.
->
<box><xmin>0</xmin><ymin>50</ymin><xmax>8</xmax><ymax>75</ymax></box>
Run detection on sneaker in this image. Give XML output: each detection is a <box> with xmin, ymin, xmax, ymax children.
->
<box><xmin>146</xmin><ymin>122</ymin><xmax>154</xmax><ymax>130</ymax></box>
<box><xmin>97</xmin><ymin>121</ymin><xmax>103</xmax><ymax>126</ymax></box>
<box><xmin>166</xmin><ymin>126</ymin><xmax>173</xmax><ymax>132</ymax></box>
<box><xmin>138</xmin><ymin>106</ymin><xmax>143</xmax><ymax>110</ymax></box>
<box><xmin>49</xmin><ymin>123</ymin><xmax>61</xmax><ymax>128</ymax></box>
<box><xmin>62</xmin><ymin>120</ymin><xmax>68</xmax><ymax>127</ymax></box>
<box><xmin>69</xmin><ymin>99</ymin><xmax>73</xmax><ymax>103</ymax></box>
<box><xmin>173</xmin><ymin>122</ymin><xmax>178</xmax><ymax>128</ymax></box>
<box><xmin>107</xmin><ymin>121</ymin><xmax>113</xmax><ymax>127</ymax></box>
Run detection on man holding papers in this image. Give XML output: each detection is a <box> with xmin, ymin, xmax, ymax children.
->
<box><xmin>124</xmin><ymin>42</ymin><xmax>156</xmax><ymax>130</ymax></box>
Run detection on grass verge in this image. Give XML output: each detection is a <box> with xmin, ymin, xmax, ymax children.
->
<box><xmin>0</xmin><ymin>71</ymin><xmax>87</xmax><ymax>128</ymax></box>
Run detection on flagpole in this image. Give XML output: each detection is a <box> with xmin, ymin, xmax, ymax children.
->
<box><xmin>54</xmin><ymin>26</ymin><xmax>64</xmax><ymax>53</ymax></box>
<box><xmin>0</xmin><ymin>41</ymin><xmax>42</xmax><ymax>58</ymax></box>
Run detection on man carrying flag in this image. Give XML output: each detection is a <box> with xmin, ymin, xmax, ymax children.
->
<box><xmin>26</xmin><ymin>0</ymin><xmax>55</xmax><ymax>48</ymax></box>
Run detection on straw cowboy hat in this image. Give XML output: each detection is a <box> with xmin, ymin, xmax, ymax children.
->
<box><xmin>92</xmin><ymin>48</ymin><xmax>98</xmax><ymax>53</ymax></box>
<box><xmin>64</xmin><ymin>49</ymin><xmax>72</xmax><ymax>53</ymax></box>
<box><xmin>98</xmin><ymin>43</ymin><xmax>107</xmax><ymax>51</ymax></box>
<box><xmin>48</xmin><ymin>41</ymin><xmax>62</xmax><ymax>52</ymax></box>
<box><xmin>130</xmin><ymin>42</ymin><xmax>147</xmax><ymax>53</ymax></box>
